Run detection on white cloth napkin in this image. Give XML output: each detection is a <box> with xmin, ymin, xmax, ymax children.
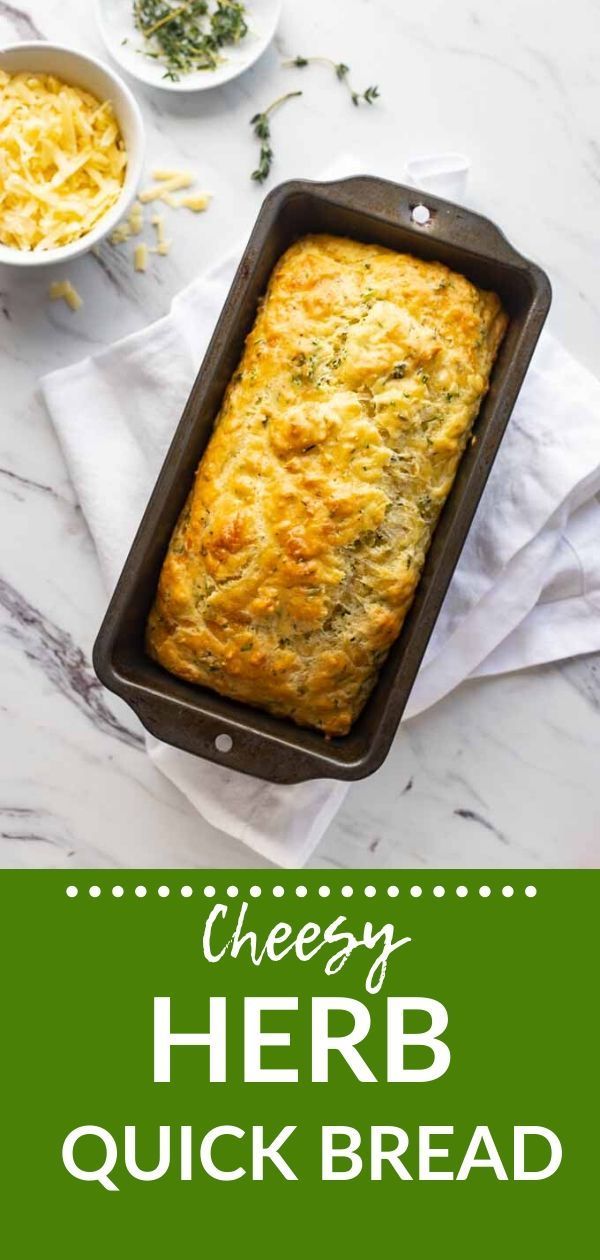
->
<box><xmin>41</xmin><ymin>159</ymin><xmax>600</xmax><ymax>867</ymax></box>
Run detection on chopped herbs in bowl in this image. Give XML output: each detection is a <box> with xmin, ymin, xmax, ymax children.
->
<box><xmin>133</xmin><ymin>0</ymin><xmax>249</xmax><ymax>80</ymax></box>
<box><xmin>95</xmin><ymin>0</ymin><xmax>282</xmax><ymax>91</ymax></box>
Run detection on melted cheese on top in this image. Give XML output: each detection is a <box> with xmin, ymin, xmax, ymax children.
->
<box><xmin>147</xmin><ymin>235</ymin><xmax>507</xmax><ymax>736</ymax></box>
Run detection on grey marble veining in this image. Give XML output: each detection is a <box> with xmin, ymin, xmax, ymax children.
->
<box><xmin>0</xmin><ymin>2</ymin><xmax>43</xmax><ymax>41</ymax></box>
<box><xmin>0</xmin><ymin>577</ymin><xmax>143</xmax><ymax>749</ymax></box>
<box><xmin>0</xmin><ymin>0</ymin><xmax>599</xmax><ymax>870</ymax></box>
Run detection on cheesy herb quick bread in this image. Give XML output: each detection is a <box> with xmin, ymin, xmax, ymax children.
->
<box><xmin>147</xmin><ymin>234</ymin><xmax>507</xmax><ymax>736</ymax></box>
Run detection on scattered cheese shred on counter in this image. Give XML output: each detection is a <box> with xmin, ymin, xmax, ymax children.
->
<box><xmin>128</xmin><ymin>200</ymin><xmax>144</xmax><ymax>234</ymax></box>
<box><xmin>48</xmin><ymin>162</ymin><xmax>213</xmax><ymax>298</ymax></box>
<box><xmin>139</xmin><ymin>172</ymin><xmax>195</xmax><ymax>203</ymax></box>
<box><xmin>49</xmin><ymin>279</ymin><xmax>83</xmax><ymax>311</ymax></box>
<box><xmin>134</xmin><ymin>241</ymin><xmax>148</xmax><ymax>272</ymax></box>
<box><xmin>110</xmin><ymin>201</ymin><xmax>144</xmax><ymax>245</ymax></box>
<box><xmin>151</xmin><ymin>213</ymin><xmax>166</xmax><ymax>243</ymax></box>
<box><xmin>151</xmin><ymin>167</ymin><xmax>188</xmax><ymax>180</ymax></box>
<box><xmin>0</xmin><ymin>69</ymin><xmax>127</xmax><ymax>251</ymax></box>
<box><xmin>150</xmin><ymin>240</ymin><xmax>172</xmax><ymax>256</ymax></box>
<box><xmin>148</xmin><ymin>217</ymin><xmax>170</xmax><ymax>256</ymax></box>
<box><xmin>110</xmin><ymin>222</ymin><xmax>131</xmax><ymax>245</ymax></box>
<box><xmin>177</xmin><ymin>193</ymin><xmax>211</xmax><ymax>212</ymax></box>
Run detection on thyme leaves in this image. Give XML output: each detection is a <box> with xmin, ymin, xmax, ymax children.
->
<box><xmin>133</xmin><ymin>0</ymin><xmax>249</xmax><ymax>82</ymax></box>
<box><xmin>250</xmin><ymin>91</ymin><xmax>302</xmax><ymax>183</ymax></box>
<box><xmin>211</xmin><ymin>0</ymin><xmax>248</xmax><ymax>44</ymax></box>
<box><xmin>248</xmin><ymin>50</ymin><xmax>379</xmax><ymax>183</ymax></box>
<box><xmin>283</xmin><ymin>55</ymin><xmax>380</xmax><ymax>106</ymax></box>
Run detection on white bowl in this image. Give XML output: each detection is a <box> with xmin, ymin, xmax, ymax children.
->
<box><xmin>96</xmin><ymin>0</ymin><xmax>281</xmax><ymax>93</ymax></box>
<box><xmin>0</xmin><ymin>42</ymin><xmax>145</xmax><ymax>267</ymax></box>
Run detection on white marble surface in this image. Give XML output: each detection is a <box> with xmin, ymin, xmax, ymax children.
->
<box><xmin>1</xmin><ymin>0</ymin><xmax>599</xmax><ymax>870</ymax></box>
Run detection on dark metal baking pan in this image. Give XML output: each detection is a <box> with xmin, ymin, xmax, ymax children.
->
<box><xmin>93</xmin><ymin>176</ymin><xmax>551</xmax><ymax>784</ymax></box>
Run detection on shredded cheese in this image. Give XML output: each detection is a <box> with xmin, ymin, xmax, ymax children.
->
<box><xmin>139</xmin><ymin>173</ymin><xmax>195</xmax><ymax>203</ymax></box>
<box><xmin>0</xmin><ymin>70</ymin><xmax>127</xmax><ymax>252</ymax></box>
<box><xmin>134</xmin><ymin>241</ymin><xmax>148</xmax><ymax>272</ymax></box>
<box><xmin>177</xmin><ymin>193</ymin><xmax>211</xmax><ymax>212</ymax></box>
<box><xmin>110</xmin><ymin>222</ymin><xmax>131</xmax><ymax>245</ymax></box>
<box><xmin>128</xmin><ymin>200</ymin><xmax>144</xmax><ymax>234</ymax></box>
<box><xmin>151</xmin><ymin>167</ymin><xmax>189</xmax><ymax>180</ymax></box>
<box><xmin>49</xmin><ymin>279</ymin><xmax>83</xmax><ymax>310</ymax></box>
<box><xmin>151</xmin><ymin>213</ymin><xmax>165</xmax><ymax>242</ymax></box>
<box><xmin>95</xmin><ymin>165</ymin><xmax>213</xmax><ymax>279</ymax></box>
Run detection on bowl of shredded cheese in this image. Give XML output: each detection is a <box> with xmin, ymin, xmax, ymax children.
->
<box><xmin>0</xmin><ymin>42</ymin><xmax>145</xmax><ymax>265</ymax></box>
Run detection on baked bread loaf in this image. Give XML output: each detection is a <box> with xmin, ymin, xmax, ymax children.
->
<box><xmin>147</xmin><ymin>234</ymin><xmax>507</xmax><ymax>736</ymax></box>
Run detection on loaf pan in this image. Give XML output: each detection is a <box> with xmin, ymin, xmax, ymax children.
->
<box><xmin>93</xmin><ymin>176</ymin><xmax>551</xmax><ymax>784</ymax></box>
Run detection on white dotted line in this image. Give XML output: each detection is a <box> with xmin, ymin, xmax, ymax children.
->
<box><xmin>65</xmin><ymin>883</ymin><xmax>538</xmax><ymax>899</ymax></box>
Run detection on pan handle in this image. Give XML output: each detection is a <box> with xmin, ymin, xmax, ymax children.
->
<box><xmin>127</xmin><ymin>695</ymin><xmax>348</xmax><ymax>785</ymax></box>
<box><xmin>305</xmin><ymin>174</ymin><xmax>536</xmax><ymax>272</ymax></box>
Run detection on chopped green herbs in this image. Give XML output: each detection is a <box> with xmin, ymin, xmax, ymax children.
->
<box><xmin>417</xmin><ymin>494</ymin><xmax>433</xmax><ymax>517</ymax></box>
<box><xmin>250</xmin><ymin>91</ymin><xmax>302</xmax><ymax>182</ymax></box>
<box><xmin>211</xmin><ymin>0</ymin><xmax>247</xmax><ymax>43</ymax></box>
<box><xmin>133</xmin><ymin>0</ymin><xmax>249</xmax><ymax>82</ymax></box>
<box><xmin>283</xmin><ymin>54</ymin><xmax>380</xmax><ymax>106</ymax></box>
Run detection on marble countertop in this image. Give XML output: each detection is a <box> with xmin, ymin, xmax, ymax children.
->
<box><xmin>1</xmin><ymin>0</ymin><xmax>599</xmax><ymax>871</ymax></box>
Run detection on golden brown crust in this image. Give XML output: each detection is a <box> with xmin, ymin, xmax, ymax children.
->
<box><xmin>147</xmin><ymin>234</ymin><xmax>507</xmax><ymax>736</ymax></box>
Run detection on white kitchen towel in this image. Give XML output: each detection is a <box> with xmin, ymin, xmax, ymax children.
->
<box><xmin>41</xmin><ymin>159</ymin><xmax>600</xmax><ymax>866</ymax></box>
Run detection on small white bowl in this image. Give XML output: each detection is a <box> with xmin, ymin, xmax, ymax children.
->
<box><xmin>96</xmin><ymin>0</ymin><xmax>281</xmax><ymax>93</ymax></box>
<box><xmin>0</xmin><ymin>42</ymin><xmax>145</xmax><ymax>268</ymax></box>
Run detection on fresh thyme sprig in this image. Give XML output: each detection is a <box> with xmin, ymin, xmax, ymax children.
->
<box><xmin>250</xmin><ymin>91</ymin><xmax>302</xmax><ymax>183</ymax></box>
<box><xmin>283</xmin><ymin>55</ymin><xmax>380</xmax><ymax>106</ymax></box>
<box><xmin>133</xmin><ymin>0</ymin><xmax>249</xmax><ymax>82</ymax></box>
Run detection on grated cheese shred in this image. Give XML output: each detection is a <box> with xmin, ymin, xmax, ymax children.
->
<box><xmin>110</xmin><ymin>222</ymin><xmax>131</xmax><ymax>245</ymax></box>
<box><xmin>177</xmin><ymin>193</ymin><xmax>211</xmax><ymax>212</ymax></box>
<box><xmin>151</xmin><ymin>167</ymin><xmax>185</xmax><ymax>180</ymax></box>
<box><xmin>49</xmin><ymin>279</ymin><xmax>83</xmax><ymax>310</ymax></box>
<box><xmin>128</xmin><ymin>200</ymin><xmax>144</xmax><ymax>234</ymax></box>
<box><xmin>134</xmin><ymin>241</ymin><xmax>148</xmax><ymax>272</ymax></box>
<box><xmin>139</xmin><ymin>172</ymin><xmax>195</xmax><ymax>203</ymax></box>
<box><xmin>151</xmin><ymin>213</ymin><xmax>165</xmax><ymax>242</ymax></box>
<box><xmin>0</xmin><ymin>69</ymin><xmax>127</xmax><ymax>252</ymax></box>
